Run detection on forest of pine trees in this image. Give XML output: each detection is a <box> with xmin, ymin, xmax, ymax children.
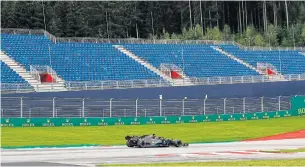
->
<box><xmin>1</xmin><ymin>1</ymin><xmax>305</xmax><ymax>47</ymax></box>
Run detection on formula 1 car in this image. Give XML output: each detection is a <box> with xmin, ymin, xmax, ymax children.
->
<box><xmin>125</xmin><ymin>134</ymin><xmax>189</xmax><ymax>148</ymax></box>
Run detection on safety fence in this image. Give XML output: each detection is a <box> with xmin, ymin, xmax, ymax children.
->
<box><xmin>2</xmin><ymin>96</ymin><xmax>304</xmax><ymax>127</ymax></box>
<box><xmin>1</xmin><ymin>96</ymin><xmax>291</xmax><ymax>118</ymax></box>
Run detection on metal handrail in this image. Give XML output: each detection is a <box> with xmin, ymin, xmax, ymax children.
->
<box><xmin>1</xmin><ymin>73</ymin><xmax>305</xmax><ymax>93</ymax></box>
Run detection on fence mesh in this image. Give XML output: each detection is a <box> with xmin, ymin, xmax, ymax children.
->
<box><xmin>1</xmin><ymin>96</ymin><xmax>293</xmax><ymax>118</ymax></box>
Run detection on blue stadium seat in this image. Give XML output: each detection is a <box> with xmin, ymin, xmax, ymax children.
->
<box><xmin>1</xmin><ymin>61</ymin><xmax>28</xmax><ymax>83</ymax></box>
<box><xmin>123</xmin><ymin>44</ymin><xmax>259</xmax><ymax>77</ymax></box>
<box><xmin>2</xmin><ymin>33</ymin><xmax>304</xmax><ymax>85</ymax></box>
<box><xmin>1</xmin><ymin>34</ymin><xmax>160</xmax><ymax>81</ymax></box>
<box><xmin>220</xmin><ymin>45</ymin><xmax>305</xmax><ymax>74</ymax></box>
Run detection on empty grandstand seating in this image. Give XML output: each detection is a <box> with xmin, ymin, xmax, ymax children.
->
<box><xmin>1</xmin><ymin>61</ymin><xmax>27</xmax><ymax>83</ymax></box>
<box><xmin>123</xmin><ymin>44</ymin><xmax>259</xmax><ymax>77</ymax></box>
<box><xmin>220</xmin><ymin>45</ymin><xmax>305</xmax><ymax>74</ymax></box>
<box><xmin>1</xmin><ymin>32</ymin><xmax>305</xmax><ymax>88</ymax></box>
<box><xmin>1</xmin><ymin>34</ymin><xmax>160</xmax><ymax>81</ymax></box>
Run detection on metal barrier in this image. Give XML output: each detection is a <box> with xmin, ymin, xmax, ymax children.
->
<box><xmin>0</xmin><ymin>96</ymin><xmax>291</xmax><ymax>118</ymax></box>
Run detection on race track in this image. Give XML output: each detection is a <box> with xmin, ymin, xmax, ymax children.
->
<box><xmin>1</xmin><ymin>139</ymin><xmax>305</xmax><ymax>167</ymax></box>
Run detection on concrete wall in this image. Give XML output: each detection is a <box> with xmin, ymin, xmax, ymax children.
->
<box><xmin>3</xmin><ymin>80</ymin><xmax>305</xmax><ymax>99</ymax></box>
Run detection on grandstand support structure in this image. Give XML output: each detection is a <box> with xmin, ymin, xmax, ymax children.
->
<box><xmin>0</xmin><ymin>51</ymin><xmax>67</xmax><ymax>92</ymax></box>
<box><xmin>113</xmin><ymin>45</ymin><xmax>193</xmax><ymax>86</ymax></box>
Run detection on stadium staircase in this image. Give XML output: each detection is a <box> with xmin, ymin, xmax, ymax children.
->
<box><xmin>212</xmin><ymin>46</ymin><xmax>286</xmax><ymax>81</ymax></box>
<box><xmin>0</xmin><ymin>51</ymin><xmax>67</xmax><ymax>92</ymax></box>
<box><xmin>113</xmin><ymin>45</ymin><xmax>193</xmax><ymax>86</ymax></box>
<box><xmin>211</xmin><ymin>46</ymin><xmax>263</xmax><ymax>74</ymax></box>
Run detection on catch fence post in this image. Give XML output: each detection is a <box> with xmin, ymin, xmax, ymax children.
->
<box><xmin>261</xmin><ymin>97</ymin><xmax>264</xmax><ymax>112</ymax></box>
<box><xmin>159</xmin><ymin>95</ymin><xmax>163</xmax><ymax>116</ymax></box>
<box><xmin>223</xmin><ymin>98</ymin><xmax>226</xmax><ymax>114</ymax></box>
<box><xmin>278</xmin><ymin>96</ymin><xmax>281</xmax><ymax>111</ymax></box>
<box><xmin>136</xmin><ymin>98</ymin><xmax>138</xmax><ymax>117</ymax></box>
<box><xmin>110</xmin><ymin>98</ymin><xmax>113</xmax><ymax>117</ymax></box>
<box><xmin>204</xmin><ymin>98</ymin><xmax>207</xmax><ymax>115</ymax></box>
<box><xmin>243</xmin><ymin>97</ymin><xmax>246</xmax><ymax>113</ymax></box>
<box><xmin>82</xmin><ymin>98</ymin><xmax>85</xmax><ymax>118</ymax></box>
<box><xmin>182</xmin><ymin>97</ymin><xmax>187</xmax><ymax>116</ymax></box>
<box><xmin>53</xmin><ymin>97</ymin><xmax>56</xmax><ymax>118</ymax></box>
<box><xmin>20</xmin><ymin>97</ymin><xmax>23</xmax><ymax>118</ymax></box>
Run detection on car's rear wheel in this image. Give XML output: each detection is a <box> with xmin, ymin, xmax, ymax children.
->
<box><xmin>126</xmin><ymin>141</ymin><xmax>134</xmax><ymax>147</ymax></box>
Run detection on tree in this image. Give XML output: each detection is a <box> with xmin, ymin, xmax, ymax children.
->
<box><xmin>223</xmin><ymin>24</ymin><xmax>231</xmax><ymax>40</ymax></box>
<box><xmin>204</xmin><ymin>27</ymin><xmax>223</xmax><ymax>40</ymax></box>
<box><xmin>1</xmin><ymin>1</ymin><xmax>305</xmax><ymax>47</ymax></box>
<box><xmin>162</xmin><ymin>28</ymin><xmax>170</xmax><ymax>39</ymax></box>
<box><xmin>194</xmin><ymin>24</ymin><xmax>204</xmax><ymax>39</ymax></box>
<box><xmin>171</xmin><ymin>32</ymin><xmax>181</xmax><ymax>39</ymax></box>
<box><xmin>253</xmin><ymin>34</ymin><xmax>266</xmax><ymax>46</ymax></box>
<box><xmin>244</xmin><ymin>25</ymin><xmax>256</xmax><ymax>46</ymax></box>
<box><xmin>298</xmin><ymin>24</ymin><xmax>305</xmax><ymax>46</ymax></box>
<box><xmin>264</xmin><ymin>24</ymin><xmax>278</xmax><ymax>46</ymax></box>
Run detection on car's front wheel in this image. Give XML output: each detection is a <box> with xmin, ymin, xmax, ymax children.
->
<box><xmin>174</xmin><ymin>140</ymin><xmax>182</xmax><ymax>147</ymax></box>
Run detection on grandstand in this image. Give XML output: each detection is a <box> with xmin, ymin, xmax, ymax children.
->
<box><xmin>1</xmin><ymin>29</ymin><xmax>305</xmax><ymax>93</ymax></box>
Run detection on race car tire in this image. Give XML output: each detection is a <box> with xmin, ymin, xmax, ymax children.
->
<box><xmin>183</xmin><ymin>143</ymin><xmax>189</xmax><ymax>147</ymax></box>
<box><xmin>138</xmin><ymin>140</ymin><xmax>145</xmax><ymax>148</ymax></box>
<box><xmin>126</xmin><ymin>141</ymin><xmax>134</xmax><ymax>147</ymax></box>
<box><xmin>173</xmin><ymin>140</ymin><xmax>182</xmax><ymax>147</ymax></box>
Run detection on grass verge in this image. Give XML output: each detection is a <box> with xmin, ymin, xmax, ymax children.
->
<box><xmin>100</xmin><ymin>159</ymin><xmax>305</xmax><ymax>166</ymax></box>
<box><xmin>261</xmin><ymin>148</ymin><xmax>305</xmax><ymax>153</ymax></box>
<box><xmin>1</xmin><ymin>116</ymin><xmax>304</xmax><ymax>147</ymax></box>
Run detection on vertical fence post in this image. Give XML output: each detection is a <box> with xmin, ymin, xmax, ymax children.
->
<box><xmin>204</xmin><ymin>98</ymin><xmax>207</xmax><ymax>115</ymax></box>
<box><xmin>159</xmin><ymin>95</ymin><xmax>162</xmax><ymax>116</ymax></box>
<box><xmin>243</xmin><ymin>97</ymin><xmax>246</xmax><ymax>113</ymax></box>
<box><xmin>110</xmin><ymin>98</ymin><xmax>113</xmax><ymax>117</ymax></box>
<box><xmin>136</xmin><ymin>98</ymin><xmax>138</xmax><ymax>117</ymax></box>
<box><xmin>223</xmin><ymin>98</ymin><xmax>226</xmax><ymax>114</ymax></box>
<box><xmin>182</xmin><ymin>97</ymin><xmax>187</xmax><ymax>116</ymax></box>
<box><xmin>82</xmin><ymin>98</ymin><xmax>85</xmax><ymax>118</ymax></box>
<box><xmin>298</xmin><ymin>74</ymin><xmax>301</xmax><ymax>80</ymax></box>
<box><xmin>278</xmin><ymin>96</ymin><xmax>281</xmax><ymax>111</ymax></box>
<box><xmin>261</xmin><ymin>97</ymin><xmax>264</xmax><ymax>112</ymax></box>
<box><xmin>20</xmin><ymin>97</ymin><xmax>23</xmax><ymax>118</ymax></box>
<box><xmin>53</xmin><ymin>97</ymin><xmax>56</xmax><ymax>118</ymax></box>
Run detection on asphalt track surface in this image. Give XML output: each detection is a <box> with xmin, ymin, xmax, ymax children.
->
<box><xmin>1</xmin><ymin>139</ymin><xmax>305</xmax><ymax>167</ymax></box>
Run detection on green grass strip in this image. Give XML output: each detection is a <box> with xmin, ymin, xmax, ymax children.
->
<box><xmin>261</xmin><ymin>148</ymin><xmax>305</xmax><ymax>153</ymax></box>
<box><xmin>1</xmin><ymin>116</ymin><xmax>304</xmax><ymax>148</ymax></box>
<box><xmin>100</xmin><ymin>158</ymin><xmax>305</xmax><ymax>166</ymax></box>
